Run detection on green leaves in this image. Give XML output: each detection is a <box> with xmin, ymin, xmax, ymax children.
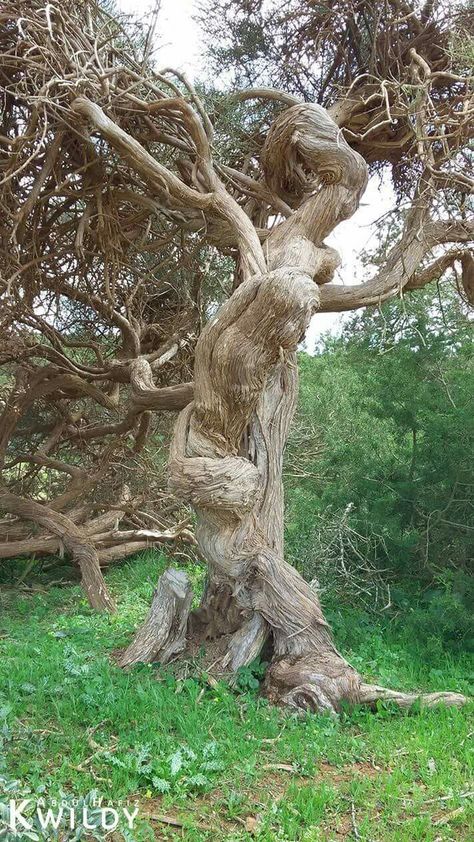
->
<box><xmin>286</xmin><ymin>282</ymin><xmax>473</xmax><ymax>632</ymax></box>
<box><xmin>235</xmin><ymin>659</ymin><xmax>268</xmax><ymax>694</ymax></box>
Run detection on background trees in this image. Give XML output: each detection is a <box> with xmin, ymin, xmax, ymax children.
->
<box><xmin>286</xmin><ymin>284</ymin><xmax>473</xmax><ymax>647</ymax></box>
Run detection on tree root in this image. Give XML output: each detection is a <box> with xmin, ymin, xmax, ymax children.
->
<box><xmin>264</xmin><ymin>656</ymin><xmax>469</xmax><ymax>713</ymax></box>
<box><xmin>357</xmin><ymin>683</ymin><xmax>468</xmax><ymax>709</ymax></box>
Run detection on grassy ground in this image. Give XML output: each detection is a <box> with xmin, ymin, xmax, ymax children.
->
<box><xmin>0</xmin><ymin>551</ymin><xmax>473</xmax><ymax>840</ymax></box>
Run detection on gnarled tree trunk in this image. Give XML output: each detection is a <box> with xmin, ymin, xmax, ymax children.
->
<box><xmin>0</xmin><ymin>0</ymin><xmax>468</xmax><ymax>711</ymax></box>
<box><xmin>114</xmin><ymin>102</ymin><xmax>468</xmax><ymax>712</ymax></box>
<box><xmin>163</xmin><ymin>105</ymin><xmax>365</xmax><ymax>711</ymax></box>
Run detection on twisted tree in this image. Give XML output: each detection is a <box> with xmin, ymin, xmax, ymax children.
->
<box><xmin>0</xmin><ymin>1</ymin><xmax>472</xmax><ymax>708</ymax></box>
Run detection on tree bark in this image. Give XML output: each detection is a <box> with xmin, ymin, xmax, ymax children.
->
<box><xmin>118</xmin><ymin>568</ymin><xmax>192</xmax><ymax>667</ymax></box>
<box><xmin>96</xmin><ymin>99</ymin><xmax>470</xmax><ymax>710</ymax></box>
<box><xmin>164</xmin><ymin>105</ymin><xmax>365</xmax><ymax>710</ymax></box>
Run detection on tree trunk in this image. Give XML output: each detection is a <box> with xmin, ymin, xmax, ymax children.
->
<box><xmin>186</xmin><ymin>360</ymin><xmax>297</xmax><ymax>666</ymax></box>
<box><xmin>166</xmin><ymin>105</ymin><xmax>364</xmax><ymax>711</ymax></box>
<box><xmin>118</xmin><ymin>568</ymin><xmax>192</xmax><ymax>667</ymax></box>
<box><xmin>131</xmin><ymin>103</ymin><xmax>468</xmax><ymax>711</ymax></box>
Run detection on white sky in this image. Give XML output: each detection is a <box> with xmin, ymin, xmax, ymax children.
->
<box><xmin>117</xmin><ymin>0</ymin><xmax>396</xmax><ymax>345</ymax></box>
<box><xmin>118</xmin><ymin>0</ymin><xmax>201</xmax><ymax>72</ymax></box>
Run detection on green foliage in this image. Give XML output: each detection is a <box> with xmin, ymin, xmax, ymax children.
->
<box><xmin>234</xmin><ymin>658</ymin><xmax>268</xmax><ymax>694</ymax></box>
<box><xmin>285</xmin><ymin>283</ymin><xmax>473</xmax><ymax>644</ymax></box>
<box><xmin>408</xmin><ymin>569</ymin><xmax>474</xmax><ymax>652</ymax></box>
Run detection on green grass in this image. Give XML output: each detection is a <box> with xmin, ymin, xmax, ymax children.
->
<box><xmin>0</xmin><ymin>551</ymin><xmax>473</xmax><ymax>840</ymax></box>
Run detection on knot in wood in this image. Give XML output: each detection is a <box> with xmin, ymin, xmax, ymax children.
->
<box><xmin>261</xmin><ymin>103</ymin><xmax>367</xmax><ymax>207</ymax></box>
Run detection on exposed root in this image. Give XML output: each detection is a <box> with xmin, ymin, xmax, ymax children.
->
<box><xmin>117</xmin><ymin>580</ymin><xmax>469</xmax><ymax>711</ymax></box>
<box><xmin>357</xmin><ymin>683</ymin><xmax>469</xmax><ymax>709</ymax></box>
<box><xmin>264</xmin><ymin>652</ymin><xmax>361</xmax><ymax>715</ymax></box>
<box><xmin>264</xmin><ymin>657</ymin><xmax>469</xmax><ymax>714</ymax></box>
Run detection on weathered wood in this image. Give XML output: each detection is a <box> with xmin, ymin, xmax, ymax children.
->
<box><xmin>118</xmin><ymin>569</ymin><xmax>193</xmax><ymax>667</ymax></box>
<box><xmin>222</xmin><ymin>613</ymin><xmax>269</xmax><ymax>672</ymax></box>
<box><xmin>164</xmin><ymin>104</ymin><xmax>366</xmax><ymax>710</ymax></box>
<box><xmin>165</xmin><ymin>102</ymin><xmax>469</xmax><ymax>711</ymax></box>
<box><xmin>62</xmin><ymin>59</ymin><xmax>470</xmax><ymax>710</ymax></box>
<box><xmin>358</xmin><ymin>684</ymin><xmax>468</xmax><ymax>709</ymax></box>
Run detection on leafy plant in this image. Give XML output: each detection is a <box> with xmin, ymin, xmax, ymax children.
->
<box><xmin>234</xmin><ymin>658</ymin><xmax>268</xmax><ymax>693</ymax></box>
